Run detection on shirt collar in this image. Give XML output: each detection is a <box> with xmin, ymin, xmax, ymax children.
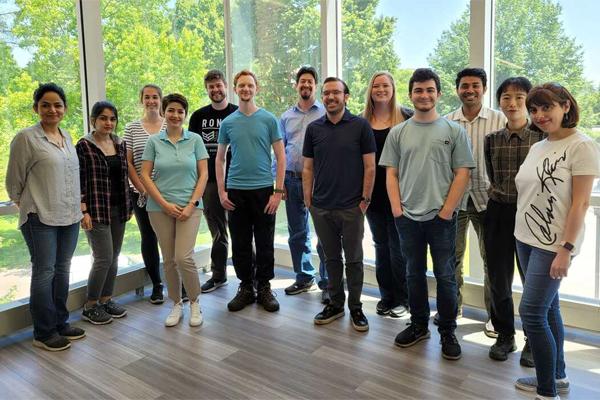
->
<box><xmin>323</xmin><ymin>108</ymin><xmax>352</xmax><ymax>125</ymax></box>
<box><xmin>292</xmin><ymin>100</ymin><xmax>323</xmax><ymax>114</ymax></box>
<box><xmin>503</xmin><ymin>123</ymin><xmax>530</xmax><ymax>141</ymax></box>
<box><xmin>158</xmin><ymin>129</ymin><xmax>190</xmax><ymax>142</ymax></box>
<box><xmin>34</xmin><ymin>122</ymin><xmax>68</xmax><ymax>139</ymax></box>
<box><xmin>451</xmin><ymin>106</ymin><xmax>490</xmax><ymax>122</ymax></box>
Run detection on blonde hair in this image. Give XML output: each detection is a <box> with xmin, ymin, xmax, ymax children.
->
<box><xmin>233</xmin><ymin>69</ymin><xmax>259</xmax><ymax>87</ymax></box>
<box><xmin>362</xmin><ymin>71</ymin><xmax>404</xmax><ymax>127</ymax></box>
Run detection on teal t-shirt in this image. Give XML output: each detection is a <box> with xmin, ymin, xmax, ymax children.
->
<box><xmin>379</xmin><ymin>118</ymin><xmax>475</xmax><ymax>221</ymax></box>
<box><xmin>218</xmin><ymin>108</ymin><xmax>282</xmax><ymax>189</ymax></box>
<box><xmin>142</xmin><ymin>130</ymin><xmax>209</xmax><ymax>212</ymax></box>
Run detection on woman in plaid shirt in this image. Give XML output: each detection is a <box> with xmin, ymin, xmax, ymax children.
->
<box><xmin>77</xmin><ymin>101</ymin><xmax>132</xmax><ymax>325</ymax></box>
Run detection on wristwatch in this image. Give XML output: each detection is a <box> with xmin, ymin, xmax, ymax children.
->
<box><xmin>559</xmin><ymin>241</ymin><xmax>574</xmax><ymax>252</ymax></box>
<box><xmin>274</xmin><ymin>188</ymin><xmax>285</xmax><ymax>194</ymax></box>
<box><xmin>189</xmin><ymin>200</ymin><xmax>200</xmax><ymax>207</ymax></box>
<box><xmin>361</xmin><ymin>196</ymin><xmax>371</xmax><ymax>205</ymax></box>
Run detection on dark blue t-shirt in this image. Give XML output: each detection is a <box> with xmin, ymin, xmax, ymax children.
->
<box><xmin>303</xmin><ymin>109</ymin><xmax>376</xmax><ymax>210</ymax></box>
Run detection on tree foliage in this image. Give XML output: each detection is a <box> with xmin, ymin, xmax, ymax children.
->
<box><xmin>428</xmin><ymin>0</ymin><xmax>599</xmax><ymax>128</ymax></box>
<box><xmin>1</xmin><ymin>0</ymin><xmax>599</xmax><ymax>202</ymax></box>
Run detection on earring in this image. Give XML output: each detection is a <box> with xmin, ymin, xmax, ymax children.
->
<box><xmin>563</xmin><ymin>113</ymin><xmax>569</xmax><ymax>123</ymax></box>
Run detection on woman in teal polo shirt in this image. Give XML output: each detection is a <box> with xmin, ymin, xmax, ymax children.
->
<box><xmin>141</xmin><ymin>93</ymin><xmax>209</xmax><ymax>328</ymax></box>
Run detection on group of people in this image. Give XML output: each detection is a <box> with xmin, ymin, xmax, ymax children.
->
<box><xmin>6</xmin><ymin>64</ymin><xmax>599</xmax><ymax>400</ymax></box>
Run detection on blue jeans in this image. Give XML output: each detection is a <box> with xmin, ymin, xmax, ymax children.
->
<box><xmin>21</xmin><ymin>214</ymin><xmax>80</xmax><ymax>340</ymax></box>
<box><xmin>366</xmin><ymin>207</ymin><xmax>408</xmax><ymax>308</ymax></box>
<box><xmin>395</xmin><ymin>215</ymin><xmax>458</xmax><ymax>333</ymax></box>
<box><xmin>516</xmin><ymin>240</ymin><xmax>566</xmax><ymax>398</ymax></box>
<box><xmin>285</xmin><ymin>173</ymin><xmax>327</xmax><ymax>288</ymax></box>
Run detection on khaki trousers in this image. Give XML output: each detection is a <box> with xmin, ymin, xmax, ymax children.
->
<box><xmin>149</xmin><ymin>210</ymin><xmax>201</xmax><ymax>303</ymax></box>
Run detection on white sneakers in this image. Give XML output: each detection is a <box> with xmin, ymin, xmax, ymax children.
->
<box><xmin>189</xmin><ymin>299</ymin><xmax>203</xmax><ymax>327</ymax></box>
<box><xmin>165</xmin><ymin>301</ymin><xmax>184</xmax><ymax>327</ymax></box>
<box><xmin>164</xmin><ymin>299</ymin><xmax>203</xmax><ymax>327</ymax></box>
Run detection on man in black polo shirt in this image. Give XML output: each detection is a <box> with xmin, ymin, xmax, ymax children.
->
<box><xmin>188</xmin><ymin>69</ymin><xmax>238</xmax><ymax>293</ymax></box>
<box><xmin>302</xmin><ymin>77</ymin><xmax>376</xmax><ymax>331</ymax></box>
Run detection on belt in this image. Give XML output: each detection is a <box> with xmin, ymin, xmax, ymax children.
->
<box><xmin>285</xmin><ymin>170</ymin><xmax>303</xmax><ymax>179</ymax></box>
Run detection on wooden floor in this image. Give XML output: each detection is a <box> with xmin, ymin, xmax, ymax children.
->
<box><xmin>1</xmin><ymin>267</ymin><xmax>600</xmax><ymax>400</ymax></box>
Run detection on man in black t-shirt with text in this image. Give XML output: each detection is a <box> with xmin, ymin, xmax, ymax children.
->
<box><xmin>189</xmin><ymin>69</ymin><xmax>238</xmax><ymax>293</ymax></box>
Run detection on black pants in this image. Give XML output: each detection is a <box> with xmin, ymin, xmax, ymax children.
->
<box><xmin>131</xmin><ymin>190</ymin><xmax>162</xmax><ymax>286</ymax></box>
<box><xmin>484</xmin><ymin>199</ymin><xmax>525</xmax><ymax>336</ymax></box>
<box><xmin>310</xmin><ymin>205</ymin><xmax>365</xmax><ymax>311</ymax></box>
<box><xmin>227</xmin><ymin>187</ymin><xmax>275</xmax><ymax>287</ymax></box>
<box><xmin>203</xmin><ymin>182</ymin><xmax>229</xmax><ymax>281</ymax></box>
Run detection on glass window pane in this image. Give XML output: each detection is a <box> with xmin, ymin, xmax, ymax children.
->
<box><xmin>494</xmin><ymin>0</ymin><xmax>600</xmax><ymax>301</ymax></box>
<box><xmin>230</xmin><ymin>0</ymin><xmax>321</xmax><ymax>246</ymax></box>
<box><xmin>0</xmin><ymin>0</ymin><xmax>82</xmax><ymax>305</ymax></box>
<box><xmin>342</xmin><ymin>0</ymin><xmax>470</xmax><ymax>115</ymax></box>
<box><xmin>101</xmin><ymin>0</ymin><xmax>226</xmax><ymax>129</ymax></box>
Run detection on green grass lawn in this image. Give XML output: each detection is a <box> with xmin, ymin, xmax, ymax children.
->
<box><xmin>0</xmin><ymin>215</ymin><xmax>212</xmax><ymax>272</ymax></box>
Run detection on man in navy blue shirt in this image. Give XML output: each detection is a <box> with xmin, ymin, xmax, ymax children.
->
<box><xmin>302</xmin><ymin>77</ymin><xmax>376</xmax><ymax>331</ymax></box>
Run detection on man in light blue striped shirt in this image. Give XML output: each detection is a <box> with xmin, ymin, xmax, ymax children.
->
<box><xmin>278</xmin><ymin>66</ymin><xmax>329</xmax><ymax>302</ymax></box>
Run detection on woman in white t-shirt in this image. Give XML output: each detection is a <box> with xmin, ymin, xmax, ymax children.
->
<box><xmin>514</xmin><ymin>83</ymin><xmax>600</xmax><ymax>399</ymax></box>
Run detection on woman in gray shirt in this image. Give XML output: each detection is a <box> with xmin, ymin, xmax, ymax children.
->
<box><xmin>6</xmin><ymin>83</ymin><xmax>84</xmax><ymax>352</ymax></box>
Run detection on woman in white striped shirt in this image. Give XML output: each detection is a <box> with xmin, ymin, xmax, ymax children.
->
<box><xmin>124</xmin><ymin>84</ymin><xmax>166</xmax><ymax>304</ymax></box>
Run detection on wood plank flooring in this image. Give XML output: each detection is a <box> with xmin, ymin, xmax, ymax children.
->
<box><xmin>1</xmin><ymin>267</ymin><xmax>600</xmax><ymax>399</ymax></box>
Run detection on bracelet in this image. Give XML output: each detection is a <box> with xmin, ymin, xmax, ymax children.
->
<box><xmin>274</xmin><ymin>188</ymin><xmax>285</xmax><ymax>194</ymax></box>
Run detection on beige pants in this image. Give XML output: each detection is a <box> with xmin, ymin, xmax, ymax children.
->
<box><xmin>149</xmin><ymin>210</ymin><xmax>201</xmax><ymax>303</ymax></box>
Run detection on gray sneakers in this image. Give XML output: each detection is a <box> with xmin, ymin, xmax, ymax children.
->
<box><xmin>515</xmin><ymin>376</ymin><xmax>569</xmax><ymax>394</ymax></box>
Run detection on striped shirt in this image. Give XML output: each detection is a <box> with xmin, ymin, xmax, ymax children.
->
<box><xmin>445</xmin><ymin>106</ymin><xmax>506</xmax><ymax>211</ymax></box>
<box><xmin>123</xmin><ymin>119</ymin><xmax>166</xmax><ymax>192</ymax></box>
<box><xmin>484</xmin><ymin>125</ymin><xmax>546</xmax><ymax>204</ymax></box>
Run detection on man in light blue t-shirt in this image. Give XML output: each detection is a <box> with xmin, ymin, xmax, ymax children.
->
<box><xmin>380</xmin><ymin>68</ymin><xmax>474</xmax><ymax>361</ymax></box>
<box><xmin>216</xmin><ymin>70</ymin><xmax>285</xmax><ymax>313</ymax></box>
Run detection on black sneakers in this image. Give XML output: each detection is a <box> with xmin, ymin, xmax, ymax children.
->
<box><xmin>376</xmin><ymin>300</ymin><xmax>391</xmax><ymax>316</ymax></box>
<box><xmin>489</xmin><ymin>334</ymin><xmax>517</xmax><ymax>361</ymax></box>
<box><xmin>284</xmin><ymin>280</ymin><xmax>315</xmax><ymax>295</ymax></box>
<box><xmin>227</xmin><ymin>284</ymin><xmax>256</xmax><ymax>311</ymax></box>
<box><xmin>257</xmin><ymin>285</ymin><xmax>280</xmax><ymax>312</ymax></box>
<box><xmin>394</xmin><ymin>324</ymin><xmax>431</xmax><ymax>347</ymax></box>
<box><xmin>58</xmin><ymin>326</ymin><xmax>86</xmax><ymax>340</ymax></box>
<box><xmin>150</xmin><ymin>284</ymin><xmax>164</xmax><ymax>304</ymax></box>
<box><xmin>350</xmin><ymin>308</ymin><xmax>369</xmax><ymax>332</ymax></box>
<box><xmin>102</xmin><ymin>299</ymin><xmax>127</xmax><ymax>318</ymax></box>
<box><xmin>321</xmin><ymin>288</ymin><xmax>331</xmax><ymax>304</ymax></box>
<box><xmin>82</xmin><ymin>303</ymin><xmax>113</xmax><ymax>325</ymax></box>
<box><xmin>520</xmin><ymin>339</ymin><xmax>535</xmax><ymax>367</ymax></box>
<box><xmin>32</xmin><ymin>334</ymin><xmax>71</xmax><ymax>352</ymax></box>
<box><xmin>314</xmin><ymin>304</ymin><xmax>345</xmax><ymax>325</ymax></box>
<box><xmin>201</xmin><ymin>278</ymin><xmax>228</xmax><ymax>293</ymax></box>
<box><xmin>440</xmin><ymin>332</ymin><xmax>462</xmax><ymax>360</ymax></box>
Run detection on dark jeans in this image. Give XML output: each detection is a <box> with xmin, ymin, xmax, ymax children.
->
<box><xmin>21</xmin><ymin>214</ymin><xmax>79</xmax><ymax>340</ymax></box>
<box><xmin>85</xmin><ymin>206</ymin><xmax>127</xmax><ymax>301</ymax></box>
<box><xmin>484</xmin><ymin>199</ymin><xmax>525</xmax><ymax>336</ymax></box>
<box><xmin>284</xmin><ymin>173</ymin><xmax>327</xmax><ymax>288</ymax></box>
<box><xmin>227</xmin><ymin>187</ymin><xmax>275</xmax><ymax>286</ymax></box>
<box><xmin>395</xmin><ymin>214</ymin><xmax>458</xmax><ymax>333</ymax></box>
<box><xmin>131</xmin><ymin>190</ymin><xmax>162</xmax><ymax>286</ymax></box>
<box><xmin>366</xmin><ymin>207</ymin><xmax>408</xmax><ymax>308</ymax></box>
<box><xmin>203</xmin><ymin>182</ymin><xmax>229</xmax><ymax>281</ymax></box>
<box><xmin>516</xmin><ymin>240</ymin><xmax>566</xmax><ymax>398</ymax></box>
<box><xmin>310</xmin><ymin>205</ymin><xmax>364</xmax><ymax>311</ymax></box>
<box><xmin>456</xmin><ymin>198</ymin><xmax>491</xmax><ymax>315</ymax></box>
